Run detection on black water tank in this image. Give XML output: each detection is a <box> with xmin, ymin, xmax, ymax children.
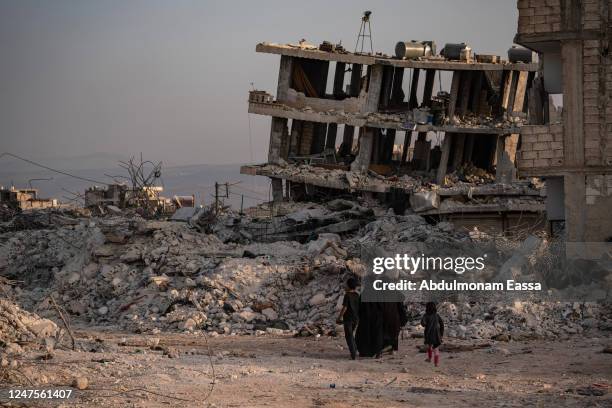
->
<box><xmin>441</xmin><ymin>43</ymin><xmax>467</xmax><ymax>60</ymax></box>
<box><xmin>508</xmin><ymin>46</ymin><xmax>533</xmax><ymax>63</ymax></box>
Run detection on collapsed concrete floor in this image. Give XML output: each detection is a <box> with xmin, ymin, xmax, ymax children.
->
<box><xmin>0</xmin><ymin>202</ymin><xmax>611</xmax><ymax>406</ymax></box>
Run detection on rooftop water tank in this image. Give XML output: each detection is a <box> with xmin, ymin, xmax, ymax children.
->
<box><xmin>395</xmin><ymin>41</ymin><xmax>435</xmax><ymax>59</ymax></box>
<box><xmin>441</xmin><ymin>43</ymin><xmax>467</xmax><ymax>60</ymax></box>
<box><xmin>508</xmin><ymin>46</ymin><xmax>533</xmax><ymax>63</ymax></box>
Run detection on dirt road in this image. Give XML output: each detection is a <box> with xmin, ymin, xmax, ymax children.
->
<box><xmin>2</xmin><ymin>329</ymin><xmax>611</xmax><ymax>407</ymax></box>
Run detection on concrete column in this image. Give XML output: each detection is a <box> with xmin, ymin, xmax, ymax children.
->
<box><xmin>451</xmin><ymin>133</ymin><xmax>466</xmax><ymax>169</ymax></box>
<box><xmin>422</xmin><ymin>69</ymin><xmax>436</xmax><ymax>107</ymax></box>
<box><xmin>332</xmin><ymin>62</ymin><xmax>346</xmax><ymax>98</ymax></box>
<box><xmin>564</xmin><ymin>173</ymin><xmax>586</xmax><ymax>242</ymax></box>
<box><xmin>382</xmin><ymin>129</ymin><xmax>396</xmax><ymax>163</ymax></box>
<box><xmin>459</xmin><ymin>72</ymin><xmax>473</xmax><ymax>116</ymax></box>
<box><xmin>436</xmin><ymin>133</ymin><xmax>452</xmax><ymax>185</ymax></box>
<box><xmin>289</xmin><ymin>120</ymin><xmax>302</xmax><ymax>157</ymax></box>
<box><xmin>280</xmin><ymin>121</ymin><xmax>290</xmax><ymax>160</ymax></box>
<box><xmin>299</xmin><ymin>122</ymin><xmax>314</xmax><ymax>155</ymax></box>
<box><xmin>495</xmin><ymin>135</ymin><xmax>517</xmax><ymax>184</ymax></box>
<box><xmin>311</xmin><ymin>123</ymin><xmax>327</xmax><ymax>154</ymax></box>
<box><xmin>561</xmin><ymin>40</ymin><xmax>584</xmax><ymax>167</ymax></box>
<box><xmin>268</xmin><ymin>117</ymin><xmax>288</xmax><ymax>164</ymax></box>
<box><xmin>339</xmin><ymin>64</ymin><xmax>362</xmax><ymax>156</ymax></box>
<box><xmin>413</xmin><ymin>133</ymin><xmax>431</xmax><ymax>170</ymax></box>
<box><xmin>391</xmin><ymin>67</ymin><xmax>405</xmax><ymax>105</ymax></box>
<box><xmin>364</xmin><ymin>65</ymin><xmax>384</xmax><ymax>112</ymax></box>
<box><xmin>271</xmin><ymin>178</ymin><xmax>283</xmax><ymax>202</ymax></box>
<box><xmin>326</xmin><ymin>124</ymin><xmax>337</xmax><ymax>150</ymax></box>
<box><xmin>464</xmin><ymin>135</ymin><xmax>475</xmax><ymax>163</ymax></box>
<box><xmin>380</xmin><ymin>65</ymin><xmax>395</xmax><ymax>109</ymax></box>
<box><xmin>341</xmin><ymin>126</ymin><xmax>355</xmax><ymax>156</ymax></box>
<box><xmin>408</xmin><ymin>68</ymin><xmax>421</xmax><ymax>109</ymax></box>
<box><xmin>351</xmin><ymin>128</ymin><xmax>374</xmax><ymax>172</ymax></box>
<box><xmin>401</xmin><ymin>131</ymin><xmax>412</xmax><ymax>165</ymax></box>
<box><xmin>349</xmin><ymin>64</ymin><xmax>362</xmax><ymax>95</ymax></box>
<box><xmin>447</xmin><ymin>72</ymin><xmax>461</xmax><ymax>124</ymax></box>
<box><xmin>276</xmin><ymin>56</ymin><xmax>293</xmax><ymax>103</ymax></box>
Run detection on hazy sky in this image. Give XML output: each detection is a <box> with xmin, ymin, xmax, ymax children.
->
<box><xmin>1</xmin><ymin>0</ymin><xmax>518</xmax><ymax>167</ymax></box>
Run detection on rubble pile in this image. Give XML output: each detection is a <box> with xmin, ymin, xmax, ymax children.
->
<box><xmin>0</xmin><ymin>203</ymin><xmax>19</xmax><ymax>223</ymax></box>
<box><xmin>405</xmin><ymin>301</ymin><xmax>612</xmax><ymax>341</ymax></box>
<box><xmin>0</xmin><ymin>207</ymin><xmax>90</xmax><ymax>233</ymax></box>
<box><xmin>0</xmin><ymin>202</ymin><xmax>609</xmax><ymax>342</ymax></box>
<box><xmin>351</xmin><ymin>211</ymin><xmax>468</xmax><ymax>246</ymax></box>
<box><xmin>0</xmin><ymin>205</ymin><xmax>359</xmax><ymax>336</ymax></box>
<box><xmin>447</xmin><ymin>163</ymin><xmax>496</xmax><ymax>185</ymax></box>
<box><xmin>256</xmin><ymin>163</ymin><xmax>420</xmax><ymax>191</ymax></box>
<box><xmin>0</xmin><ymin>299</ymin><xmax>58</xmax><ymax>347</ymax></box>
<box><xmin>450</xmin><ymin>112</ymin><xmax>526</xmax><ymax>128</ymax></box>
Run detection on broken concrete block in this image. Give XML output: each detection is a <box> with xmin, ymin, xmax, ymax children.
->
<box><xmin>409</xmin><ymin>191</ymin><xmax>440</xmax><ymax>212</ymax></box>
<box><xmin>261</xmin><ymin>308</ymin><xmax>278</xmax><ymax>321</ymax></box>
<box><xmin>309</xmin><ymin>293</ymin><xmax>326</xmax><ymax>306</ymax></box>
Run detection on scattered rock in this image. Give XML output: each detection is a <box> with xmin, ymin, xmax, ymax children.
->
<box><xmin>73</xmin><ymin>377</ymin><xmax>89</xmax><ymax>390</ymax></box>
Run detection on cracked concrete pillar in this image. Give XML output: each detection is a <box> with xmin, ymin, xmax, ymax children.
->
<box><xmin>351</xmin><ymin>128</ymin><xmax>374</xmax><ymax>172</ymax></box>
<box><xmin>436</xmin><ymin>133</ymin><xmax>452</xmax><ymax>185</ymax></box>
<box><xmin>495</xmin><ymin>135</ymin><xmax>517</xmax><ymax>184</ymax></box>
<box><xmin>364</xmin><ymin>65</ymin><xmax>384</xmax><ymax>112</ymax></box>
<box><xmin>564</xmin><ymin>173</ymin><xmax>586</xmax><ymax>242</ymax></box>
<box><xmin>271</xmin><ymin>178</ymin><xmax>283</xmax><ymax>202</ymax></box>
<box><xmin>276</xmin><ymin>56</ymin><xmax>293</xmax><ymax>103</ymax></box>
<box><xmin>268</xmin><ymin>117</ymin><xmax>288</xmax><ymax>164</ymax></box>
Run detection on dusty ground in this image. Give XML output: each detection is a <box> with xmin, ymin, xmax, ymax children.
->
<box><xmin>1</xmin><ymin>328</ymin><xmax>611</xmax><ymax>408</ymax></box>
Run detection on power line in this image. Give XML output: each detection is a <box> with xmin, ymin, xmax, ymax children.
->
<box><xmin>228</xmin><ymin>191</ymin><xmax>267</xmax><ymax>203</ymax></box>
<box><xmin>230</xmin><ymin>184</ymin><xmax>268</xmax><ymax>198</ymax></box>
<box><xmin>0</xmin><ymin>152</ymin><xmax>110</xmax><ymax>186</ymax></box>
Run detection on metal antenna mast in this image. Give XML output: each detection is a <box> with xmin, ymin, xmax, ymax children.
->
<box><xmin>354</xmin><ymin>11</ymin><xmax>373</xmax><ymax>54</ymax></box>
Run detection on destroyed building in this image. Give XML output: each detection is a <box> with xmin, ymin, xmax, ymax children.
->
<box><xmin>85</xmin><ymin>184</ymin><xmax>193</xmax><ymax>215</ymax></box>
<box><xmin>241</xmin><ymin>37</ymin><xmax>546</xmax><ymax>234</ymax></box>
<box><xmin>515</xmin><ymin>0</ymin><xmax>612</xmax><ymax>244</ymax></box>
<box><xmin>0</xmin><ymin>186</ymin><xmax>57</xmax><ymax>210</ymax></box>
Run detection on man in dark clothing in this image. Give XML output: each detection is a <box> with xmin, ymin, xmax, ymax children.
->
<box><xmin>336</xmin><ymin>278</ymin><xmax>360</xmax><ymax>360</ymax></box>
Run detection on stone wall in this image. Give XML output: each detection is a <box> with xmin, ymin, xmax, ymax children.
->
<box><xmin>517</xmin><ymin>124</ymin><xmax>564</xmax><ymax>169</ymax></box>
<box><xmin>583</xmin><ymin>38</ymin><xmax>603</xmax><ymax>167</ymax></box>
<box><xmin>584</xmin><ymin>174</ymin><xmax>612</xmax><ymax>240</ymax></box>
<box><xmin>583</xmin><ymin>36</ymin><xmax>612</xmax><ymax>167</ymax></box>
<box><xmin>517</xmin><ymin>0</ymin><xmax>562</xmax><ymax>34</ymax></box>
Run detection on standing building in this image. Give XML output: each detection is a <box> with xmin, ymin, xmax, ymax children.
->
<box><xmin>515</xmin><ymin>0</ymin><xmax>612</xmax><ymax>243</ymax></box>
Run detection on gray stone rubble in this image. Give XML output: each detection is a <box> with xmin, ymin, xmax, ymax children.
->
<box><xmin>0</xmin><ymin>203</ymin><xmax>610</xmax><ymax>343</ymax></box>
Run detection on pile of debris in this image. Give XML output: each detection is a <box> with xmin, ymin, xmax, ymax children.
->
<box><xmin>0</xmin><ymin>299</ymin><xmax>58</xmax><ymax>350</ymax></box>
<box><xmin>0</xmin><ymin>207</ymin><xmax>91</xmax><ymax>233</ymax></box>
<box><xmin>0</xmin><ymin>203</ymin><xmax>19</xmax><ymax>223</ymax></box>
<box><xmin>0</xmin><ymin>202</ymin><xmax>609</xmax><ymax>342</ymax></box>
<box><xmin>446</xmin><ymin>163</ymin><xmax>496</xmax><ymax>185</ymax></box>
<box><xmin>0</xmin><ymin>203</ymin><xmax>362</xmax><ymax>336</ymax></box>
<box><xmin>254</xmin><ymin>162</ymin><xmax>420</xmax><ymax>192</ymax></box>
<box><xmin>450</xmin><ymin>112</ymin><xmax>526</xmax><ymax>128</ymax></box>
<box><xmin>405</xmin><ymin>300</ymin><xmax>611</xmax><ymax>341</ymax></box>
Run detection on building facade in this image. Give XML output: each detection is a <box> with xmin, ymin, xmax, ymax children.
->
<box><xmin>243</xmin><ymin>37</ymin><xmax>546</xmax><ymax>234</ymax></box>
<box><xmin>515</xmin><ymin>0</ymin><xmax>612</xmax><ymax>242</ymax></box>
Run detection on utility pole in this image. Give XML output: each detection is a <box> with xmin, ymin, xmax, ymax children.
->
<box><xmin>214</xmin><ymin>182</ymin><xmax>219</xmax><ymax>214</ymax></box>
